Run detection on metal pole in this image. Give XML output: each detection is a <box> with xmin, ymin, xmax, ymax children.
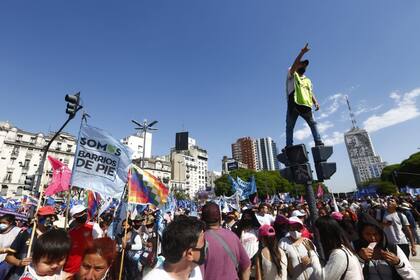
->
<box><xmin>27</xmin><ymin>108</ymin><xmax>81</xmax><ymax>258</ymax></box>
<box><xmin>141</xmin><ymin>124</ymin><xmax>147</xmax><ymax>169</ymax></box>
<box><xmin>305</xmin><ymin>180</ymin><xmax>324</xmax><ymax>260</ymax></box>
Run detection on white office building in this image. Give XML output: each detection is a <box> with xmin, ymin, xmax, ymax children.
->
<box><xmin>255</xmin><ymin>137</ymin><xmax>280</xmax><ymax>171</ymax></box>
<box><xmin>121</xmin><ymin>132</ymin><xmax>152</xmax><ymax>160</ymax></box>
<box><xmin>0</xmin><ymin>121</ymin><xmax>77</xmax><ymax>197</ymax></box>
<box><xmin>171</xmin><ymin>137</ymin><xmax>208</xmax><ymax>198</ymax></box>
<box><xmin>344</xmin><ymin>128</ymin><xmax>387</xmax><ymax>187</ymax></box>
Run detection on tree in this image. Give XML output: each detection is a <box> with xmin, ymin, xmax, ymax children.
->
<box><xmin>381</xmin><ymin>164</ymin><xmax>400</xmax><ymax>184</ymax></box>
<box><xmin>397</xmin><ymin>152</ymin><xmax>420</xmax><ymax>187</ymax></box>
<box><xmin>173</xmin><ymin>188</ymin><xmax>190</xmax><ymax>200</ymax></box>
<box><xmin>214</xmin><ymin>168</ymin><xmax>294</xmax><ymax>197</ymax></box>
<box><xmin>361</xmin><ymin>178</ymin><xmax>398</xmax><ymax>195</ymax></box>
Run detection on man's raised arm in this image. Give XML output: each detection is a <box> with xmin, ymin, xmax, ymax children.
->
<box><xmin>290</xmin><ymin>43</ymin><xmax>310</xmax><ymax>75</ymax></box>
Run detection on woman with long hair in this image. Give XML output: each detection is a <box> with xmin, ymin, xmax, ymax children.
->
<box><xmin>256</xmin><ymin>224</ymin><xmax>287</xmax><ymax>280</ymax></box>
<box><xmin>310</xmin><ymin>216</ymin><xmax>363</xmax><ymax>280</ymax></box>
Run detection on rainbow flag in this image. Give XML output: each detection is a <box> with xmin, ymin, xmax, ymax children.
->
<box><xmin>86</xmin><ymin>191</ymin><xmax>101</xmax><ymax>218</ymax></box>
<box><xmin>128</xmin><ymin>165</ymin><xmax>169</xmax><ymax>206</ymax></box>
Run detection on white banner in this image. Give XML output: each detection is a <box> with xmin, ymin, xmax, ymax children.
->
<box><xmin>71</xmin><ymin>124</ymin><xmax>133</xmax><ymax>198</ymax></box>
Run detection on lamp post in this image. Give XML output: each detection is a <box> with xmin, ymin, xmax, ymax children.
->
<box><xmin>131</xmin><ymin>119</ymin><xmax>158</xmax><ymax>168</ymax></box>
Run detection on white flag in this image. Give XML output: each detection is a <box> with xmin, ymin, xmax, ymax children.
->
<box><xmin>71</xmin><ymin>124</ymin><xmax>133</xmax><ymax>198</ymax></box>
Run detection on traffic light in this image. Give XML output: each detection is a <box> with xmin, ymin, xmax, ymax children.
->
<box><xmin>311</xmin><ymin>146</ymin><xmax>336</xmax><ymax>181</ymax></box>
<box><xmin>24</xmin><ymin>175</ymin><xmax>35</xmax><ymax>191</ymax></box>
<box><xmin>65</xmin><ymin>92</ymin><xmax>81</xmax><ymax>117</ymax></box>
<box><xmin>278</xmin><ymin>145</ymin><xmax>313</xmax><ymax>184</ymax></box>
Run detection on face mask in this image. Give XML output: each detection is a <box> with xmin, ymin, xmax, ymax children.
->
<box><xmin>0</xmin><ymin>223</ymin><xmax>9</xmax><ymax>232</ymax></box>
<box><xmin>289</xmin><ymin>231</ymin><xmax>302</xmax><ymax>240</ymax></box>
<box><xmin>76</xmin><ymin>215</ymin><xmax>88</xmax><ymax>224</ymax></box>
<box><xmin>297</xmin><ymin>67</ymin><xmax>306</xmax><ymax>75</ymax></box>
<box><xmin>193</xmin><ymin>242</ymin><xmax>207</xmax><ymax>266</ymax></box>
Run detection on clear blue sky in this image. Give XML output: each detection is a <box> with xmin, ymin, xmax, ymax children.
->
<box><xmin>1</xmin><ymin>1</ymin><xmax>420</xmax><ymax>192</ymax></box>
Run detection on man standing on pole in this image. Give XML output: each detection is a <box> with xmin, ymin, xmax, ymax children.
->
<box><xmin>285</xmin><ymin>43</ymin><xmax>323</xmax><ymax>148</ymax></box>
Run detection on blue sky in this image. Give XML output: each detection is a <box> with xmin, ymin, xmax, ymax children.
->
<box><xmin>1</xmin><ymin>1</ymin><xmax>420</xmax><ymax>192</ymax></box>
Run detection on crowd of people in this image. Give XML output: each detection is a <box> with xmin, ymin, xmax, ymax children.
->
<box><xmin>0</xmin><ymin>194</ymin><xmax>420</xmax><ymax>280</ymax></box>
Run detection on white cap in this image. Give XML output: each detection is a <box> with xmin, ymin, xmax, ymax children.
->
<box><xmin>70</xmin><ymin>205</ymin><xmax>87</xmax><ymax>217</ymax></box>
<box><xmin>288</xmin><ymin>216</ymin><xmax>304</xmax><ymax>225</ymax></box>
<box><xmin>291</xmin><ymin>210</ymin><xmax>306</xmax><ymax>217</ymax></box>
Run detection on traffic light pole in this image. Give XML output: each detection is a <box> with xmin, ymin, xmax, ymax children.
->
<box><xmin>27</xmin><ymin>105</ymin><xmax>82</xmax><ymax>258</ymax></box>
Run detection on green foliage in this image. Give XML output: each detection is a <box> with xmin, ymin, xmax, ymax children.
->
<box><xmin>173</xmin><ymin>188</ymin><xmax>190</xmax><ymax>200</ymax></box>
<box><xmin>381</xmin><ymin>164</ymin><xmax>400</xmax><ymax>183</ymax></box>
<box><xmin>214</xmin><ymin>168</ymin><xmax>294</xmax><ymax>197</ymax></box>
<box><xmin>361</xmin><ymin>178</ymin><xmax>398</xmax><ymax>195</ymax></box>
<box><xmin>398</xmin><ymin>152</ymin><xmax>420</xmax><ymax>187</ymax></box>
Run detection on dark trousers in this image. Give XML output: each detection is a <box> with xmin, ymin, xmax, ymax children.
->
<box><xmin>397</xmin><ymin>243</ymin><xmax>410</xmax><ymax>259</ymax></box>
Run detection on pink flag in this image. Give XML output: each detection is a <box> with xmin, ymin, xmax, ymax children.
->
<box><xmin>316</xmin><ymin>184</ymin><xmax>324</xmax><ymax>198</ymax></box>
<box><xmin>44</xmin><ymin>156</ymin><xmax>71</xmax><ymax>196</ymax></box>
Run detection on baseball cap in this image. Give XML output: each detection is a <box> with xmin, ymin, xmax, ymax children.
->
<box><xmin>275</xmin><ymin>215</ymin><xmax>289</xmax><ymax>225</ymax></box>
<box><xmin>38</xmin><ymin>206</ymin><xmax>56</xmax><ymax>216</ymax></box>
<box><xmin>70</xmin><ymin>205</ymin><xmax>87</xmax><ymax>217</ymax></box>
<box><xmin>201</xmin><ymin>202</ymin><xmax>221</xmax><ymax>224</ymax></box>
<box><xmin>288</xmin><ymin>216</ymin><xmax>303</xmax><ymax>226</ymax></box>
<box><xmin>259</xmin><ymin>224</ymin><xmax>276</xmax><ymax>238</ymax></box>
<box><xmin>291</xmin><ymin>210</ymin><xmax>306</xmax><ymax>217</ymax></box>
<box><xmin>331</xmin><ymin>211</ymin><xmax>343</xmax><ymax>221</ymax></box>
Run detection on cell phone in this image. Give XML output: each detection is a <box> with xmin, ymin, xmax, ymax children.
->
<box><xmin>368</xmin><ymin>242</ymin><xmax>377</xmax><ymax>249</ymax></box>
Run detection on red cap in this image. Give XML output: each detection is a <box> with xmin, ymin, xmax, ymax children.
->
<box><xmin>259</xmin><ymin>224</ymin><xmax>276</xmax><ymax>238</ymax></box>
<box><xmin>38</xmin><ymin>206</ymin><xmax>56</xmax><ymax>216</ymax></box>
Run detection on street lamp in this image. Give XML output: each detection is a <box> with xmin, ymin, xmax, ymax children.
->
<box><xmin>131</xmin><ymin>119</ymin><xmax>158</xmax><ymax>168</ymax></box>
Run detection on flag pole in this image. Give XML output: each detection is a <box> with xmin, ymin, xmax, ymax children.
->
<box><xmin>64</xmin><ymin>187</ymin><xmax>72</xmax><ymax>229</ymax></box>
<box><xmin>118</xmin><ymin>206</ymin><xmax>130</xmax><ymax>280</ymax></box>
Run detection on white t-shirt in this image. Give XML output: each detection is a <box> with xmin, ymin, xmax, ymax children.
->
<box><xmin>144</xmin><ymin>264</ymin><xmax>202</xmax><ymax>280</ymax></box>
<box><xmin>255</xmin><ymin>213</ymin><xmax>275</xmax><ymax>226</ymax></box>
<box><xmin>383</xmin><ymin>211</ymin><xmax>410</xmax><ymax>244</ymax></box>
<box><xmin>0</xmin><ymin>226</ymin><xmax>21</xmax><ymax>262</ymax></box>
<box><xmin>311</xmin><ymin>246</ymin><xmax>363</xmax><ymax>280</ymax></box>
<box><xmin>240</xmin><ymin>229</ymin><xmax>259</xmax><ymax>259</ymax></box>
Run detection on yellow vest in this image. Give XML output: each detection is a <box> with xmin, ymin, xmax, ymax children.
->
<box><xmin>294</xmin><ymin>72</ymin><xmax>313</xmax><ymax>108</ymax></box>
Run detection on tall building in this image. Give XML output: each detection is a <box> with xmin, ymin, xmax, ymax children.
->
<box><xmin>0</xmin><ymin>121</ymin><xmax>77</xmax><ymax>197</ymax></box>
<box><xmin>121</xmin><ymin>132</ymin><xmax>152</xmax><ymax>160</ymax></box>
<box><xmin>171</xmin><ymin>134</ymin><xmax>208</xmax><ymax>198</ymax></box>
<box><xmin>255</xmin><ymin>137</ymin><xmax>280</xmax><ymax>171</ymax></box>
<box><xmin>231</xmin><ymin>137</ymin><xmax>258</xmax><ymax>170</ymax></box>
<box><xmin>344</xmin><ymin>97</ymin><xmax>387</xmax><ymax>187</ymax></box>
<box><xmin>133</xmin><ymin>156</ymin><xmax>171</xmax><ymax>185</ymax></box>
<box><xmin>221</xmin><ymin>156</ymin><xmax>248</xmax><ymax>175</ymax></box>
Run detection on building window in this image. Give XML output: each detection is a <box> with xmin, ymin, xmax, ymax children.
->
<box><xmin>22</xmin><ymin>159</ymin><xmax>30</xmax><ymax>170</ymax></box>
<box><xmin>16</xmin><ymin>134</ymin><xmax>23</xmax><ymax>142</ymax></box>
<box><xmin>16</xmin><ymin>186</ymin><xmax>23</xmax><ymax>196</ymax></box>
<box><xmin>1</xmin><ymin>186</ymin><xmax>8</xmax><ymax>196</ymax></box>
<box><xmin>4</xmin><ymin>172</ymin><xmax>13</xmax><ymax>183</ymax></box>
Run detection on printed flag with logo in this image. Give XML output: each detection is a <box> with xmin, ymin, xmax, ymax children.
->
<box><xmin>71</xmin><ymin>124</ymin><xmax>133</xmax><ymax>198</ymax></box>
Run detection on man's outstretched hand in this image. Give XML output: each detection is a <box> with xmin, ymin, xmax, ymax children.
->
<box><xmin>301</xmin><ymin>43</ymin><xmax>310</xmax><ymax>54</ymax></box>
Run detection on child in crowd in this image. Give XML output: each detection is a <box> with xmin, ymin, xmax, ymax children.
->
<box><xmin>20</xmin><ymin>228</ymin><xmax>71</xmax><ymax>280</ymax></box>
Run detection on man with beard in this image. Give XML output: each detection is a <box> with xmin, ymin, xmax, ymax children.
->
<box><xmin>144</xmin><ymin>216</ymin><xmax>205</xmax><ymax>280</ymax></box>
<box><xmin>285</xmin><ymin>43</ymin><xmax>323</xmax><ymax>148</ymax></box>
